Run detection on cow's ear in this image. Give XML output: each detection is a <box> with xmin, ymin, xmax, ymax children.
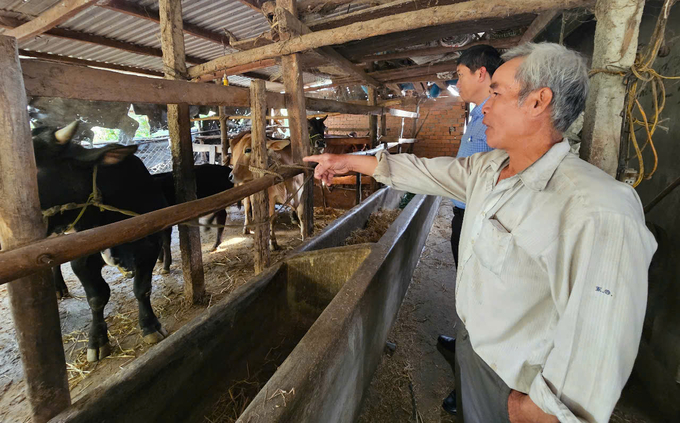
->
<box><xmin>99</xmin><ymin>146</ymin><xmax>138</xmax><ymax>165</ymax></box>
<box><xmin>320</xmin><ymin>115</ymin><xmax>328</xmax><ymax>123</ymax></box>
<box><xmin>72</xmin><ymin>144</ymin><xmax>138</xmax><ymax>166</ymax></box>
<box><xmin>266</xmin><ymin>139</ymin><xmax>290</xmax><ymax>151</ymax></box>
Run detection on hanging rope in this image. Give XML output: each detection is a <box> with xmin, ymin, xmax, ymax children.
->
<box><xmin>588</xmin><ymin>0</ymin><xmax>679</xmax><ymax>187</ymax></box>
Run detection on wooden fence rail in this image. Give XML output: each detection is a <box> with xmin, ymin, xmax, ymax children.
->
<box><xmin>0</xmin><ymin>168</ymin><xmax>304</xmax><ymax>285</ymax></box>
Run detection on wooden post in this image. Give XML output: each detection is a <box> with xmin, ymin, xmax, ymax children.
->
<box><xmin>250</xmin><ymin>81</ymin><xmax>271</xmax><ymax>273</ymax></box>
<box><xmin>581</xmin><ymin>0</ymin><xmax>645</xmax><ymax>176</ymax></box>
<box><xmin>219</xmin><ymin>106</ymin><xmax>229</xmax><ymax>166</ymax></box>
<box><xmin>407</xmin><ymin>103</ymin><xmax>420</xmax><ymax>154</ymax></box>
<box><xmin>159</xmin><ymin>0</ymin><xmax>205</xmax><ymax>303</ymax></box>
<box><xmin>278</xmin><ymin>0</ymin><xmax>313</xmax><ymax>238</ymax></box>
<box><xmin>355</xmin><ymin>172</ymin><xmax>362</xmax><ymax>205</ymax></box>
<box><xmin>368</xmin><ymin>81</ymin><xmax>380</xmax><ymax>193</ymax></box>
<box><xmin>0</xmin><ymin>35</ymin><xmax>70</xmax><ymax>422</ymax></box>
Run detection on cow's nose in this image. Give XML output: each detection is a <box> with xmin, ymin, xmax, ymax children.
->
<box><xmin>229</xmin><ymin>173</ymin><xmax>235</xmax><ymax>183</ymax></box>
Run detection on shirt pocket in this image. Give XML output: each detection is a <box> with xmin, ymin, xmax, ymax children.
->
<box><xmin>473</xmin><ymin>217</ymin><xmax>512</xmax><ymax>277</ymax></box>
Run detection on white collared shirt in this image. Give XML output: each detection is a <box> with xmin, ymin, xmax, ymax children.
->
<box><xmin>372</xmin><ymin>140</ymin><xmax>657</xmax><ymax>422</ymax></box>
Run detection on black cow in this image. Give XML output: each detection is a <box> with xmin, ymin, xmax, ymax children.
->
<box><xmin>33</xmin><ymin>122</ymin><xmax>169</xmax><ymax>362</ymax></box>
<box><xmin>307</xmin><ymin>116</ymin><xmax>328</xmax><ymax>152</ymax></box>
<box><xmin>152</xmin><ymin>164</ymin><xmax>234</xmax><ymax>272</ymax></box>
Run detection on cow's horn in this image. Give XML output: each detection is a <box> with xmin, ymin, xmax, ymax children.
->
<box><xmin>54</xmin><ymin>121</ymin><xmax>79</xmax><ymax>144</ymax></box>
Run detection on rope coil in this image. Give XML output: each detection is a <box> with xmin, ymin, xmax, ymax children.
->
<box><xmin>589</xmin><ymin>0</ymin><xmax>679</xmax><ymax>187</ymax></box>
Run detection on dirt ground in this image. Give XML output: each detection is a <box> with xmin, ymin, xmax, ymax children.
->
<box><xmin>356</xmin><ymin>202</ymin><xmax>664</xmax><ymax>423</ymax></box>
<box><xmin>0</xmin><ymin>205</ymin><xmax>342</xmax><ymax>423</ymax></box>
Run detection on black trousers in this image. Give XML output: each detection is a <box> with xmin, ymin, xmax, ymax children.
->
<box><xmin>451</xmin><ymin>206</ymin><xmax>465</xmax><ymax>266</ymax></box>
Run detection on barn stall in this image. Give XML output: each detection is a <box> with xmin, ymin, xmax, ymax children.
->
<box><xmin>0</xmin><ymin>0</ymin><xmax>666</xmax><ymax>422</ymax></box>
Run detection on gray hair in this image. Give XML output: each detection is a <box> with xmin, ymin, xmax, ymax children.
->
<box><xmin>502</xmin><ymin>43</ymin><xmax>589</xmax><ymax>133</ymax></box>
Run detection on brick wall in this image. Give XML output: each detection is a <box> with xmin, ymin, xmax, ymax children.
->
<box><xmin>323</xmin><ymin>94</ymin><xmax>467</xmax><ymax>158</ymax></box>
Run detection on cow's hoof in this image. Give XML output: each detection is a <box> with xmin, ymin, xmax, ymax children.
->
<box><xmin>87</xmin><ymin>343</ymin><xmax>112</xmax><ymax>362</ymax></box>
<box><xmin>143</xmin><ymin>328</ymin><xmax>169</xmax><ymax>344</ymax></box>
<box><xmin>243</xmin><ymin>228</ymin><xmax>251</xmax><ymax>235</ymax></box>
<box><xmin>160</xmin><ymin>268</ymin><xmax>170</xmax><ymax>275</ymax></box>
<box><xmin>269</xmin><ymin>243</ymin><xmax>281</xmax><ymax>251</ymax></box>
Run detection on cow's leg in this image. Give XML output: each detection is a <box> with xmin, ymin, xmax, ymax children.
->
<box><xmin>211</xmin><ymin>209</ymin><xmax>227</xmax><ymax>251</ymax></box>
<box><xmin>71</xmin><ymin>254</ymin><xmax>112</xmax><ymax>362</ymax></box>
<box><xmin>269</xmin><ymin>198</ymin><xmax>280</xmax><ymax>251</ymax></box>
<box><xmin>243</xmin><ymin>196</ymin><xmax>252</xmax><ymax>235</ymax></box>
<box><xmin>53</xmin><ymin>265</ymin><xmax>70</xmax><ymax>299</ymax></box>
<box><xmin>159</xmin><ymin>227</ymin><xmax>172</xmax><ymax>273</ymax></box>
<box><xmin>134</xmin><ymin>244</ymin><xmax>168</xmax><ymax>344</ymax></box>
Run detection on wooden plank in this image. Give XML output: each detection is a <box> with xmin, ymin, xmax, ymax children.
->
<box><xmin>219</xmin><ymin>105</ymin><xmax>230</xmax><ymax>165</ymax></box>
<box><xmin>234</xmin><ymin>0</ymin><xmax>265</xmax><ymax>12</ymax></box>
<box><xmin>18</xmin><ymin>49</ymin><xmax>163</xmax><ymax>76</ymax></box>
<box><xmin>581</xmin><ymin>0</ymin><xmax>645</xmax><ymax>177</ymax></box>
<box><xmin>250</xmin><ymin>80</ymin><xmax>271</xmax><ymax>273</ymax></box>
<box><xmin>274</xmin><ymin>6</ymin><xmax>380</xmax><ymax>87</ymax></box>
<box><xmin>193</xmin><ymin>59</ymin><xmax>278</xmax><ymax>83</ymax></box>
<box><xmin>0</xmin><ymin>35</ymin><xmax>70</xmax><ymax>423</ymax></box>
<box><xmin>0</xmin><ymin>168</ymin><xmax>304</xmax><ymax>285</ymax></box>
<box><xmin>359</xmin><ymin>36</ymin><xmax>522</xmax><ymax>62</ymax></box>
<box><xmin>188</xmin><ymin>0</ymin><xmax>595</xmax><ymax>79</ymax></box>
<box><xmin>520</xmin><ymin>10</ymin><xmax>562</xmax><ymax>43</ymax></box>
<box><xmin>99</xmin><ymin>0</ymin><xmax>230</xmax><ymax>45</ymax></box>
<box><xmin>331</xmin><ymin>174</ymin><xmax>374</xmax><ymax>185</ymax></box>
<box><xmin>278</xmin><ymin>0</ymin><xmax>313</xmax><ymax>238</ymax></box>
<box><xmin>4</xmin><ymin>0</ymin><xmax>96</xmax><ymax>42</ymax></box>
<box><xmin>305</xmin><ymin>0</ymin><xmax>464</xmax><ymax>32</ymax></box>
<box><xmin>159</xmin><ymin>0</ymin><xmax>205</xmax><ymax>304</ymax></box>
<box><xmin>22</xmin><ymin>60</ymin><xmax>387</xmax><ymax>115</ymax></box>
<box><xmin>326</xmin><ymin>137</ymin><xmax>370</xmax><ymax>146</ymax></box>
<box><xmin>368</xmin><ymin>84</ymin><xmax>378</xmax><ymax>148</ymax></box>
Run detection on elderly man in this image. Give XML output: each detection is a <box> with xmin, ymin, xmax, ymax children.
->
<box><xmin>304</xmin><ymin>43</ymin><xmax>656</xmax><ymax>423</ymax></box>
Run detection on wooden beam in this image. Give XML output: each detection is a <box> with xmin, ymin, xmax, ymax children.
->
<box><xmin>323</xmin><ymin>61</ymin><xmax>459</xmax><ymax>89</ymax></box>
<box><xmin>19</xmin><ymin>50</ymin><xmax>163</xmax><ymax>76</ymax></box>
<box><xmin>159</xmin><ymin>0</ymin><xmax>205</xmax><ymax>304</ymax></box>
<box><xmin>21</xmin><ymin>59</ymin><xmax>390</xmax><ymax>115</ymax></box>
<box><xmin>519</xmin><ymin>10</ymin><xmax>562</xmax><ymax>43</ymax></box>
<box><xmin>0</xmin><ymin>35</ymin><xmax>70</xmax><ymax>423</ymax></box>
<box><xmin>193</xmin><ymin>58</ymin><xmax>278</xmax><ymax>83</ymax></box>
<box><xmin>100</xmin><ymin>0</ymin><xmax>230</xmax><ymax>45</ymax></box>
<box><xmin>4</xmin><ymin>0</ymin><xmax>96</xmax><ymax>42</ymax></box>
<box><xmin>250</xmin><ymin>80</ymin><xmax>271</xmax><ymax>273</ymax></box>
<box><xmin>278</xmin><ymin>0</ymin><xmax>313</xmax><ymax>237</ymax></box>
<box><xmin>581</xmin><ymin>0</ymin><xmax>645</xmax><ymax>177</ymax></box>
<box><xmin>359</xmin><ymin>36</ymin><xmax>523</xmax><ymax>63</ymax></box>
<box><xmin>273</xmin><ymin>5</ymin><xmax>380</xmax><ymax>87</ymax></box>
<box><xmin>0</xmin><ymin>168</ymin><xmax>304</xmax><ymax>285</ymax></box>
<box><xmin>235</xmin><ymin>0</ymin><xmax>265</xmax><ymax>12</ymax></box>
<box><xmin>189</xmin><ymin>0</ymin><xmax>594</xmax><ymax>79</ymax></box>
<box><xmin>305</xmin><ymin>0</ymin><xmax>464</xmax><ymax>32</ymax></box>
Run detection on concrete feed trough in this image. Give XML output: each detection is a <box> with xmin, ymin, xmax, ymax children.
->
<box><xmin>50</xmin><ymin>188</ymin><xmax>441</xmax><ymax>423</ymax></box>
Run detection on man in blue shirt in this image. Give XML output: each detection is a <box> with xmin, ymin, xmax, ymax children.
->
<box><xmin>439</xmin><ymin>44</ymin><xmax>502</xmax><ymax>417</ymax></box>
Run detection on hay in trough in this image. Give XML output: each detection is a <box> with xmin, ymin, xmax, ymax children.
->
<box><xmin>313</xmin><ymin>206</ymin><xmax>345</xmax><ymax>232</ymax></box>
<box><xmin>345</xmin><ymin>209</ymin><xmax>401</xmax><ymax>245</ymax></box>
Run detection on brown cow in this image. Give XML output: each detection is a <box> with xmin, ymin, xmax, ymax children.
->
<box><xmin>229</xmin><ymin>131</ymin><xmax>305</xmax><ymax>250</ymax></box>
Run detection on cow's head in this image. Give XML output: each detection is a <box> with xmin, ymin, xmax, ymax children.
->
<box><xmin>308</xmin><ymin>116</ymin><xmax>327</xmax><ymax>152</ymax></box>
<box><xmin>229</xmin><ymin>131</ymin><xmax>290</xmax><ymax>184</ymax></box>
<box><xmin>33</xmin><ymin>122</ymin><xmax>138</xmax><ymax>224</ymax></box>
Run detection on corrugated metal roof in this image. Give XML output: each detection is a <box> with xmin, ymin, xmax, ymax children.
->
<box><xmin>2</xmin><ymin>0</ymin><xmax>324</xmax><ymax>85</ymax></box>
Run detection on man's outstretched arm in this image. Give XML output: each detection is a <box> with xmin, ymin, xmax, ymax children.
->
<box><xmin>303</xmin><ymin>154</ymin><xmax>377</xmax><ymax>186</ymax></box>
<box><xmin>304</xmin><ymin>152</ymin><xmax>472</xmax><ymax>201</ymax></box>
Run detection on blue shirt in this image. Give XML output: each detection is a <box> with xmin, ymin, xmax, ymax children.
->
<box><xmin>452</xmin><ymin>97</ymin><xmax>493</xmax><ymax>209</ymax></box>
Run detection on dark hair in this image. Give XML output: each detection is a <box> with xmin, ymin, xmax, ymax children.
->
<box><xmin>458</xmin><ymin>45</ymin><xmax>503</xmax><ymax>76</ymax></box>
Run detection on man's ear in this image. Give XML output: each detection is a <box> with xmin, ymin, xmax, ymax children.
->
<box><xmin>477</xmin><ymin>66</ymin><xmax>488</xmax><ymax>82</ymax></box>
<box><xmin>528</xmin><ymin>87</ymin><xmax>554</xmax><ymax>117</ymax></box>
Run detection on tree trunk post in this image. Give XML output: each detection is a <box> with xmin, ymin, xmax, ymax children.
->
<box><xmin>581</xmin><ymin>0</ymin><xmax>645</xmax><ymax>176</ymax></box>
<box><xmin>159</xmin><ymin>0</ymin><xmax>205</xmax><ymax>303</ymax></box>
<box><xmin>0</xmin><ymin>35</ymin><xmax>71</xmax><ymax>422</ymax></box>
<box><xmin>250</xmin><ymin>80</ymin><xmax>271</xmax><ymax>273</ymax></box>
<box><xmin>278</xmin><ymin>0</ymin><xmax>313</xmax><ymax>238</ymax></box>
